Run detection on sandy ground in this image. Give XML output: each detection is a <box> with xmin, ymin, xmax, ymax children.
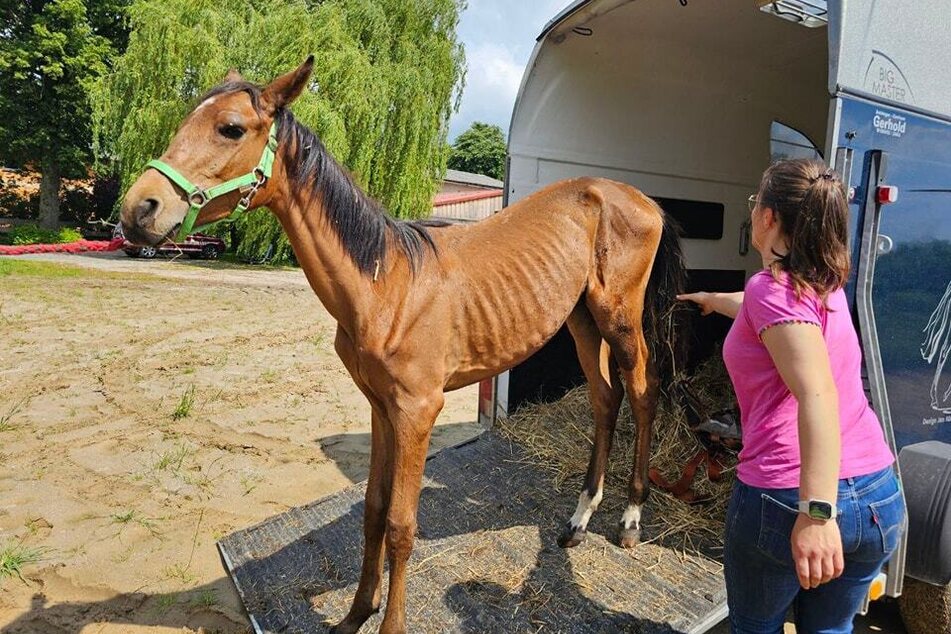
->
<box><xmin>0</xmin><ymin>251</ymin><xmax>481</xmax><ymax>633</ymax></box>
<box><xmin>0</xmin><ymin>251</ymin><xmax>908</xmax><ymax>633</ymax></box>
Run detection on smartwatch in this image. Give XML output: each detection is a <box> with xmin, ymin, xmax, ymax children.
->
<box><xmin>797</xmin><ymin>499</ymin><xmax>837</xmax><ymax>520</ymax></box>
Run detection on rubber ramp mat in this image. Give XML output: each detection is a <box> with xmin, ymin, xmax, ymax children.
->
<box><xmin>218</xmin><ymin>431</ymin><xmax>726</xmax><ymax>633</ymax></box>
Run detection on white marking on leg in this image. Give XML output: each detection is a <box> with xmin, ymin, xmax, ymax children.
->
<box><xmin>620</xmin><ymin>504</ymin><xmax>642</xmax><ymax>531</ymax></box>
<box><xmin>569</xmin><ymin>487</ymin><xmax>603</xmax><ymax>531</ymax></box>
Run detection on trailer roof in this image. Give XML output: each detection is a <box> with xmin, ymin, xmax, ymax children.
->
<box><xmin>538</xmin><ymin>0</ymin><xmax>591</xmax><ymax>41</ymax></box>
<box><xmin>533</xmin><ymin>1</ymin><xmax>951</xmax><ymax>123</ymax></box>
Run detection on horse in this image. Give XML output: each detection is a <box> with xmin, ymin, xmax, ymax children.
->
<box><xmin>120</xmin><ymin>57</ymin><xmax>685</xmax><ymax>634</ymax></box>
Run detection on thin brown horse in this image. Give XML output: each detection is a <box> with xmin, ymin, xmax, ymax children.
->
<box><xmin>120</xmin><ymin>58</ymin><xmax>685</xmax><ymax>634</ymax></box>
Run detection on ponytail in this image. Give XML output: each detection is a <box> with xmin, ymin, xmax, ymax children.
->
<box><xmin>758</xmin><ymin>159</ymin><xmax>850</xmax><ymax>300</ymax></box>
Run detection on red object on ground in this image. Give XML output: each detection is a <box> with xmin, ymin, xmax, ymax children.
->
<box><xmin>0</xmin><ymin>237</ymin><xmax>125</xmax><ymax>256</ymax></box>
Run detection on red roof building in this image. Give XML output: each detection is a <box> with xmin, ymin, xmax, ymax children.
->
<box><xmin>432</xmin><ymin>169</ymin><xmax>503</xmax><ymax>222</ymax></box>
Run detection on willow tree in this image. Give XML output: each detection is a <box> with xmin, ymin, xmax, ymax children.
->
<box><xmin>91</xmin><ymin>0</ymin><xmax>466</xmax><ymax>263</ymax></box>
<box><xmin>0</xmin><ymin>0</ymin><xmax>126</xmax><ymax>228</ymax></box>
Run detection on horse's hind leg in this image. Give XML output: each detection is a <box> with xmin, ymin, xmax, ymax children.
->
<box><xmin>586</xmin><ymin>191</ymin><xmax>664</xmax><ymax>548</ymax></box>
<box><xmin>615</xmin><ymin>325</ymin><xmax>659</xmax><ymax>548</ymax></box>
<box><xmin>590</xmin><ymin>284</ymin><xmax>659</xmax><ymax>548</ymax></box>
<box><xmin>558</xmin><ymin>302</ymin><xmax>624</xmax><ymax>548</ymax></box>
<box><xmin>333</xmin><ymin>408</ymin><xmax>393</xmax><ymax>634</ymax></box>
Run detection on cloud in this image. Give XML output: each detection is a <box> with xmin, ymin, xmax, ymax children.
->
<box><xmin>449</xmin><ymin>0</ymin><xmax>571</xmax><ymax>140</ymax></box>
<box><xmin>469</xmin><ymin>43</ymin><xmax>524</xmax><ymax>96</ymax></box>
<box><xmin>451</xmin><ymin>43</ymin><xmax>524</xmax><ymax>138</ymax></box>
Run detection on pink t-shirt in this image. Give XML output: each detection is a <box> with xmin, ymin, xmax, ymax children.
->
<box><xmin>722</xmin><ymin>270</ymin><xmax>894</xmax><ymax>489</ymax></box>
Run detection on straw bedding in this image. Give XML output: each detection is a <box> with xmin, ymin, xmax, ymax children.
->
<box><xmin>496</xmin><ymin>354</ymin><xmax>737</xmax><ymax>557</ymax></box>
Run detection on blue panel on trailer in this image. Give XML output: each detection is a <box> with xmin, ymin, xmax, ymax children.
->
<box><xmin>837</xmin><ymin>97</ymin><xmax>951</xmax><ymax>450</ymax></box>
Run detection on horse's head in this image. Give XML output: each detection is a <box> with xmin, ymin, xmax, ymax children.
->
<box><xmin>120</xmin><ymin>57</ymin><xmax>314</xmax><ymax>245</ymax></box>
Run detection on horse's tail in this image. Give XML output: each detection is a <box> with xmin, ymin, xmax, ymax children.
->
<box><xmin>643</xmin><ymin>213</ymin><xmax>689</xmax><ymax>391</ymax></box>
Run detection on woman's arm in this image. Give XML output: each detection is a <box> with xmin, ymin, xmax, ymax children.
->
<box><xmin>676</xmin><ymin>291</ymin><xmax>744</xmax><ymax>319</ymax></box>
<box><xmin>761</xmin><ymin>322</ymin><xmax>845</xmax><ymax>589</ymax></box>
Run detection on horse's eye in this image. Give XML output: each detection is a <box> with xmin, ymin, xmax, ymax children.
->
<box><xmin>218</xmin><ymin>124</ymin><xmax>245</xmax><ymax>140</ymax></box>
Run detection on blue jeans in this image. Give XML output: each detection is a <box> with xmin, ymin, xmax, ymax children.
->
<box><xmin>723</xmin><ymin>466</ymin><xmax>905</xmax><ymax>634</ymax></box>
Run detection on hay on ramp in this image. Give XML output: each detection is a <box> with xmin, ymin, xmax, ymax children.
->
<box><xmin>496</xmin><ymin>354</ymin><xmax>737</xmax><ymax>557</ymax></box>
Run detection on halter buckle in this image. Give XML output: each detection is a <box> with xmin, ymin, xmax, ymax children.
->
<box><xmin>239</xmin><ymin>173</ymin><xmax>267</xmax><ymax>210</ymax></box>
<box><xmin>189</xmin><ymin>189</ymin><xmax>210</xmax><ymax>207</ymax></box>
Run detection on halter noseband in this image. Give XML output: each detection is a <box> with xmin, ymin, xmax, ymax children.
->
<box><xmin>145</xmin><ymin>121</ymin><xmax>278</xmax><ymax>241</ymax></box>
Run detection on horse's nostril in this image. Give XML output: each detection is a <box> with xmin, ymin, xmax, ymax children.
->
<box><xmin>134</xmin><ymin>198</ymin><xmax>161</xmax><ymax>222</ymax></box>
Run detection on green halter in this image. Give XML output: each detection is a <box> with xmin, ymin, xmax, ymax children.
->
<box><xmin>145</xmin><ymin>121</ymin><xmax>278</xmax><ymax>241</ymax></box>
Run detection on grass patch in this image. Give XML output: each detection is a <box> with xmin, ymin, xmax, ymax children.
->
<box><xmin>155</xmin><ymin>592</ymin><xmax>178</xmax><ymax>611</ymax></box>
<box><xmin>0</xmin><ymin>259</ymin><xmax>155</xmax><ymax>282</ymax></box>
<box><xmin>240</xmin><ymin>472</ymin><xmax>263</xmax><ymax>496</ymax></box>
<box><xmin>0</xmin><ymin>260</ymin><xmax>87</xmax><ymax>278</ymax></box>
<box><xmin>154</xmin><ymin>444</ymin><xmax>191</xmax><ymax>472</ymax></box>
<box><xmin>8</xmin><ymin>224</ymin><xmax>81</xmax><ymax>246</ymax></box>
<box><xmin>0</xmin><ymin>300</ymin><xmax>23</xmax><ymax>325</ymax></box>
<box><xmin>191</xmin><ymin>588</ymin><xmax>218</xmax><ymax>608</ymax></box>
<box><xmin>110</xmin><ymin>545</ymin><xmax>135</xmax><ymax>564</ymax></box>
<box><xmin>217</xmin><ymin>252</ymin><xmax>296</xmax><ymax>270</ymax></box>
<box><xmin>110</xmin><ymin>510</ymin><xmax>160</xmax><ymax>537</ymax></box>
<box><xmin>171</xmin><ymin>385</ymin><xmax>196</xmax><ymax>420</ymax></box>
<box><xmin>183</xmin><ymin>469</ymin><xmax>215</xmax><ymax>493</ymax></box>
<box><xmin>164</xmin><ymin>562</ymin><xmax>197</xmax><ymax>585</ymax></box>
<box><xmin>0</xmin><ymin>396</ymin><xmax>28</xmax><ymax>432</ymax></box>
<box><xmin>0</xmin><ymin>541</ymin><xmax>43</xmax><ymax>584</ymax></box>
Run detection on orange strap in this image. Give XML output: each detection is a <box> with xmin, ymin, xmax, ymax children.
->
<box><xmin>649</xmin><ymin>447</ymin><xmax>729</xmax><ymax>504</ymax></box>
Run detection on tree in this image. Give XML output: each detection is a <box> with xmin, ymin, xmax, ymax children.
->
<box><xmin>91</xmin><ymin>0</ymin><xmax>466</xmax><ymax>264</ymax></box>
<box><xmin>0</xmin><ymin>0</ymin><xmax>125</xmax><ymax>228</ymax></box>
<box><xmin>447</xmin><ymin>121</ymin><xmax>506</xmax><ymax>181</ymax></box>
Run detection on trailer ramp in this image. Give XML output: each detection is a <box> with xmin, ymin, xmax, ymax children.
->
<box><xmin>219</xmin><ymin>431</ymin><xmax>727</xmax><ymax>633</ymax></box>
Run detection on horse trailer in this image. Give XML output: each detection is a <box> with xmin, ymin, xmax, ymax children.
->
<box><xmin>478</xmin><ymin>0</ymin><xmax>951</xmax><ymax>630</ymax></box>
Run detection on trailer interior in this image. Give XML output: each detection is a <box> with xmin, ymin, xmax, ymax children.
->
<box><xmin>503</xmin><ymin>0</ymin><xmax>832</xmax><ymax>408</ymax></box>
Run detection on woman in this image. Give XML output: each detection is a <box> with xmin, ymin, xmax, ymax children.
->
<box><xmin>679</xmin><ymin>159</ymin><xmax>905</xmax><ymax>633</ymax></box>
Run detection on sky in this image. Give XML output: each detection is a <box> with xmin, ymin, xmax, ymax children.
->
<box><xmin>448</xmin><ymin>0</ymin><xmax>571</xmax><ymax>141</ymax></box>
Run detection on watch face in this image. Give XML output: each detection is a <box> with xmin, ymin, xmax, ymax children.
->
<box><xmin>808</xmin><ymin>501</ymin><xmax>833</xmax><ymax>520</ymax></box>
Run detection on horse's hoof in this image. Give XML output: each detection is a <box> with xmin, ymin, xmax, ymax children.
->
<box><xmin>329</xmin><ymin>622</ymin><xmax>359</xmax><ymax>634</ymax></box>
<box><xmin>557</xmin><ymin>523</ymin><xmax>587</xmax><ymax>548</ymax></box>
<box><xmin>618</xmin><ymin>527</ymin><xmax>641</xmax><ymax>549</ymax></box>
<box><xmin>330</xmin><ymin>610</ymin><xmax>376</xmax><ymax>634</ymax></box>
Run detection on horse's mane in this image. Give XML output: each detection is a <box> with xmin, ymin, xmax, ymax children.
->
<box><xmin>199</xmin><ymin>82</ymin><xmax>445</xmax><ymax>277</ymax></box>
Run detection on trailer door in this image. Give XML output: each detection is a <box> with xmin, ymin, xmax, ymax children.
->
<box><xmin>869</xmin><ymin>156</ymin><xmax>951</xmax><ymax>449</ymax></box>
<box><xmin>841</xmin><ymin>103</ymin><xmax>951</xmax><ymax>451</ymax></box>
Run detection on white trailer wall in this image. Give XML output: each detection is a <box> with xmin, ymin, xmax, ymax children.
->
<box><xmin>508</xmin><ymin>0</ymin><xmax>829</xmax><ymax>274</ymax></box>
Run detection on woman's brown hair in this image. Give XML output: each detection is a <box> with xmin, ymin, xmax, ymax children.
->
<box><xmin>758</xmin><ymin>158</ymin><xmax>851</xmax><ymax>299</ymax></box>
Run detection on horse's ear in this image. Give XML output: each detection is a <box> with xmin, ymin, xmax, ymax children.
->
<box><xmin>224</xmin><ymin>67</ymin><xmax>243</xmax><ymax>83</ymax></box>
<box><xmin>262</xmin><ymin>56</ymin><xmax>314</xmax><ymax>115</ymax></box>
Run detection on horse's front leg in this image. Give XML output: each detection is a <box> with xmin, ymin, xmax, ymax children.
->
<box><xmin>378</xmin><ymin>391</ymin><xmax>443</xmax><ymax>634</ymax></box>
<box><xmin>332</xmin><ymin>408</ymin><xmax>392</xmax><ymax>634</ymax></box>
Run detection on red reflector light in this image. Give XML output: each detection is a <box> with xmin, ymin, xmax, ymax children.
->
<box><xmin>479</xmin><ymin>378</ymin><xmax>493</xmax><ymax>419</ymax></box>
<box><xmin>877</xmin><ymin>185</ymin><xmax>899</xmax><ymax>204</ymax></box>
